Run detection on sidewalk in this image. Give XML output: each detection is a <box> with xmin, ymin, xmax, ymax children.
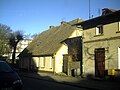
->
<box><xmin>19</xmin><ymin>71</ymin><xmax>120</xmax><ymax>90</ymax></box>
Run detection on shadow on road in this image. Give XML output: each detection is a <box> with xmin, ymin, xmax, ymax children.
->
<box><xmin>16</xmin><ymin>48</ymin><xmax>120</xmax><ymax>90</ymax></box>
<box><xmin>18</xmin><ymin>69</ymin><xmax>120</xmax><ymax>90</ymax></box>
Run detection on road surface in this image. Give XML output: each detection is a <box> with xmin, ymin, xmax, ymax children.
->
<box><xmin>21</xmin><ymin>76</ymin><xmax>89</xmax><ymax>90</ymax></box>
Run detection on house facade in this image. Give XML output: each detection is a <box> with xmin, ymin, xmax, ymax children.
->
<box><xmin>62</xmin><ymin>36</ymin><xmax>83</xmax><ymax>76</ymax></box>
<box><xmin>76</xmin><ymin>9</ymin><xmax>120</xmax><ymax>78</ymax></box>
<box><xmin>19</xmin><ymin>18</ymin><xmax>83</xmax><ymax>74</ymax></box>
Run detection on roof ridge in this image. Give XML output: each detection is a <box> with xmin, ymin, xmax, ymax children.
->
<box><xmin>68</xmin><ymin>18</ymin><xmax>83</xmax><ymax>25</ymax></box>
<box><xmin>19</xmin><ymin>18</ymin><xmax>82</xmax><ymax>56</ymax></box>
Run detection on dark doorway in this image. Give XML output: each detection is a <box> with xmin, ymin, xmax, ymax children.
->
<box><xmin>63</xmin><ymin>55</ymin><xmax>68</xmax><ymax>75</ymax></box>
<box><xmin>95</xmin><ymin>48</ymin><xmax>105</xmax><ymax>78</ymax></box>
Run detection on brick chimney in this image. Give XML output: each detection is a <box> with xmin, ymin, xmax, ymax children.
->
<box><xmin>102</xmin><ymin>8</ymin><xmax>118</xmax><ymax>16</ymax></box>
<box><xmin>61</xmin><ymin>21</ymin><xmax>66</xmax><ymax>25</ymax></box>
<box><xmin>49</xmin><ymin>26</ymin><xmax>54</xmax><ymax>29</ymax></box>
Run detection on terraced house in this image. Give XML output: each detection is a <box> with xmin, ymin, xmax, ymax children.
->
<box><xmin>75</xmin><ymin>8</ymin><xmax>120</xmax><ymax>78</ymax></box>
<box><xmin>18</xmin><ymin>18</ymin><xmax>83</xmax><ymax>74</ymax></box>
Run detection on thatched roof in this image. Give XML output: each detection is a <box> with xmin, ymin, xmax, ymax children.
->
<box><xmin>19</xmin><ymin>18</ymin><xmax>83</xmax><ymax>57</ymax></box>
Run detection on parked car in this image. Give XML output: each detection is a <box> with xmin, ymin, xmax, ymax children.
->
<box><xmin>0</xmin><ymin>60</ymin><xmax>23</xmax><ymax>90</ymax></box>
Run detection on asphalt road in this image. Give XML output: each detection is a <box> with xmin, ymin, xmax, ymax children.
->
<box><xmin>21</xmin><ymin>76</ymin><xmax>89</xmax><ymax>90</ymax></box>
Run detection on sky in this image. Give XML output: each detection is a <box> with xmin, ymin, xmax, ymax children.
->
<box><xmin>0</xmin><ymin>0</ymin><xmax>120</xmax><ymax>35</ymax></box>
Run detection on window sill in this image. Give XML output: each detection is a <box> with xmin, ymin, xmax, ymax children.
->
<box><xmin>41</xmin><ymin>67</ymin><xmax>45</xmax><ymax>69</ymax></box>
<box><xmin>116</xmin><ymin>31</ymin><xmax>120</xmax><ymax>33</ymax></box>
<box><xmin>94</xmin><ymin>34</ymin><xmax>104</xmax><ymax>37</ymax></box>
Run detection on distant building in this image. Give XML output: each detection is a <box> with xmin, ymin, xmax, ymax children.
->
<box><xmin>8</xmin><ymin>39</ymin><xmax>32</xmax><ymax>60</ymax></box>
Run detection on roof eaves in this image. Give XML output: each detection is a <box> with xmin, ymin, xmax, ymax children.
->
<box><xmin>74</xmin><ymin>10</ymin><xmax>120</xmax><ymax>29</ymax></box>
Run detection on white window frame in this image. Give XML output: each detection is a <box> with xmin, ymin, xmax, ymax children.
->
<box><xmin>49</xmin><ymin>57</ymin><xmax>53</xmax><ymax>69</ymax></box>
<box><xmin>96</xmin><ymin>25</ymin><xmax>103</xmax><ymax>35</ymax></box>
<box><xmin>118</xmin><ymin>47</ymin><xmax>120</xmax><ymax>69</ymax></box>
<box><xmin>36</xmin><ymin>57</ymin><xmax>39</xmax><ymax>67</ymax></box>
<box><xmin>41</xmin><ymin>57</ymin><xmax>45</xmax><ymax>67</ymax></box>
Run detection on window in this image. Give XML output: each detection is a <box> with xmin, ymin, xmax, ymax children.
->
<box><xmin>41</xmin><ymin>57</ymin><xmax>45</xmax><ymax>67</ymax></box>
<box><xmin>118</xmin><ymin>47</ymin><xmax>120</xmax><ymax>69</ymax></box>
<box><xmin>36</xmin><ymin>57</ymin><xmax>39</xmax><ymax>67</ymax></box>
<box><xmin>49</xmin><ymin>57</ymin><xmax>53</xmax><ymax>69</ymax></box>
<box><xmin>96</xmin><ymin>25</ymin><xmax>103</xmax><ymax>35</ymax></box>
<box><xmin>116</xmin><ymin>22</ymin><xmax>120</xmax><ymax>33</ymax></box>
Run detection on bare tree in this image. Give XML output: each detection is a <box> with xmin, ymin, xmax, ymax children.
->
<box><xmin>0</xmin><ymin>23</ymin><xmax>12</xmax><ymax>57</ymax></box>
<box><xmin>9</xmin><ymin>31</ymin><xmax>23</xmax><ymax>65</ymax></box>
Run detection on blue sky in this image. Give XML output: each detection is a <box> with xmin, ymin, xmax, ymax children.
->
<box><xmin>0</xmin><ymin>0</ymin><xmax>120</xmax><ymax>35</ymax></box>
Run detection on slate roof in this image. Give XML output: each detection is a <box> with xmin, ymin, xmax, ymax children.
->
<box><xmin>102</xmin><ymin>8</ymin><xmax>119</xmax><ymax>16</ymax></box>
<box><xmin>75</xmin><ymin>10</ymin><xmax>120</xmax><ymax>30</ymax></box>
<box><xmin>19</xmin><ymin>18</ymin><xmax>83</xmax><ymax>57</ymax></box>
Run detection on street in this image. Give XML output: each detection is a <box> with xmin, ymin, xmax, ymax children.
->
<box><xmin>21</xmin><ymin>76</ymin><xmax>89</xmax><ymax>90</ymax></box>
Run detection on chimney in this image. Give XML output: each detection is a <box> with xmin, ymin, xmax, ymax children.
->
<box><xmin>61</xmin><ymin>21</ymin><xmax>66</xmax><ymax>25</ymax></box>
<box><xmin>49</xmin><ymin>26</ymin><xmax>54</xmax><ymax>29</ymax></box>
<box><xmin>102</xmin><ymin>8</ymin><xmax>118</xmax><ymax>16</ymax></box>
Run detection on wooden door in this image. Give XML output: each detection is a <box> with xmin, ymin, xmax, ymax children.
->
<box><xmin>95</xmin><ymin>48</ymin><xmax>105</xmax><ymax>78</ymax></box>
<box><xmin>63</xmin><ymin>55</ymin><xmax>68</xmax><ymax>75</ymax></box>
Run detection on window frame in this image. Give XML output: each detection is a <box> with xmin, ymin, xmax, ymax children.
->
<box><xmin>118</xmin><ymin>47</ymin><xmax>120</xmax><ymax>69</ymax></box>
<box><xmin>49</xmin><ymin>57</ymin><xmax>53</xmax><ymax>69</ymax></box>
<box><xmin>36</xmin><ymin>57</ymin><xmax>40</xmax><ymax>68</ymax></box>
<box><xmin>116</xmin><ymin>21</ymin><xmax>120</xmax><ymax>33</ymax></box>
<box><xmin>41</xmin><ymin>57</ymin><xmax>45</xmax><ymax>68</ymax></box>
<box><xmin>95</xmin><ymin>25</ymin><xmax>103</xmax><ymax>35</ymax></box>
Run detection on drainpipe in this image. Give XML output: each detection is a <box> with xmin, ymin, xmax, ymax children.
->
<box><xmin>81</xmin><ymin>36</ymin><xmax>84</xmax><ymax>77</ymax></box>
